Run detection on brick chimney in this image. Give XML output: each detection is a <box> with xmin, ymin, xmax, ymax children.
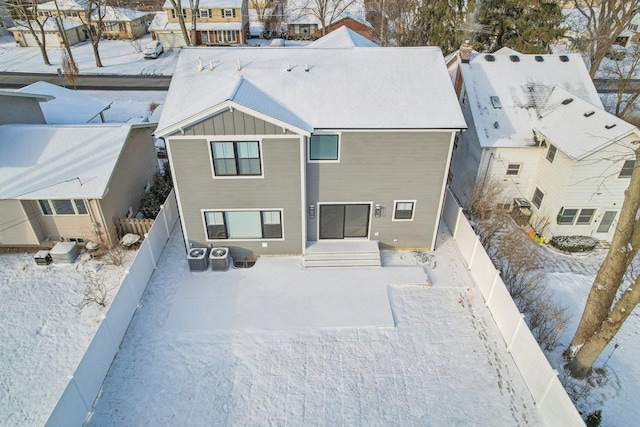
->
<box><xmin>460</xmin><ymin>41</ymin><xmax>473</xmax><ymax>64</ymax></box>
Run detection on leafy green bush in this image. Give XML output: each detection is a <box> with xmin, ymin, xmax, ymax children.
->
<box><xmin>550</xmin><ymin>235</ymin><xmax>597</xmax><ymax>253</ymax></box>
<box><xmin>140</xmin><ymin>162</ymin><xmax>173</xmax><ymax>219</ymax></box>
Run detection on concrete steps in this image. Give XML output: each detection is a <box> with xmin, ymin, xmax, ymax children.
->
<box><xmin>304</xmin><ymin>241</ymin><xmax>381</xmax><ymax>268</ymax></box>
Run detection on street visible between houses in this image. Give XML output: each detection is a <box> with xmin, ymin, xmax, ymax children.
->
<box><xmin>87</xmin><ymin>224</ymin><xmax>542</xmax><ymax>426</ymax></box>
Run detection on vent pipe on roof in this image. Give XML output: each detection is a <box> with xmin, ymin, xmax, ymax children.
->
<box><xmin>287</xmin><ymin>62</ymin><xmax>291</xmax><ymax>72</ymax></box>
<box><xmin>198</xmin><ymin>57</ymin><xmax>204</xmax><ymax>71</ymax></box>
<box><xmin>237</xmin><ymin>59</ymin><xmax>242</xmax><ymax>71</ymax></box>
<box><xmin>305</xmin><ymin>64</ymin><xmax>309</xmax><ymax>72</ymax></box>
<box><xmin>460</xmin><ymin>40</ymin><xmax>473</xmax><ymax>63</ymax></box>
<box><xmin>209</xmin><ymin>60</ymin><xmax>214</xmax><ymax>71</ymax></box>
<box><xmin>605</xmin><ymin>123</ymin><xmax>617</xmax><ymax>129</ymax></box>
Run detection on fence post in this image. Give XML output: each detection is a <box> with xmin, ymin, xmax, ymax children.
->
<box><xmin>507</xmin><ymin>313</ymin><xmax>526</xmax><ymax>352</ymax></box>
<box><xmin>536</xmin><ymin>370</ymin><xmax>559</xmax><ymax>409</ymax></box>
<box><xmin>146</xmin><ymin>233</ymin><xmax>157</xmax><ymax>268</ymax></box>
<box><xmin>467</xmin><ymin>236</ymin><xmax>480</xmax><ymax>270</ymax></box>
<box><xmin>485</xmin><ymin>271</ymin><xmax>500</xmax><ymax>306</ymax></box>
<box><xmin>161</xmin><ymin>204</ymin><xmax>171</xmax><ymax>238</ymax></box>
<box><xmin>452</xmin><ymin>207</ymin><xmax>462</xmax><ymax>239</ymax></box>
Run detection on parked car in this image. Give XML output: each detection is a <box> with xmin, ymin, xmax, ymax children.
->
<box><xmin>143</xmin><ymin>41</ymin><xmax>163</xmax><ymax>59</ymax></box>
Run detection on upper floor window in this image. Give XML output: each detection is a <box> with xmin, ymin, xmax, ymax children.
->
<box><xmin>211</xmin><ymin>141</ymin><xmax>261</xmax><ymax>177</ymax></box>
<box><xmin>39</xmin><ymin>199</ymin><xmax>88</xmax><ymax>215</ymax></box>
<box><xmin>171</xmin><ymin>9</ymin><xmax>188</xmax><ymax>19</ymax></box>
<box><xmin>546</xmin><ymin>144</ymin><xmax>557</xmax><ymax>163</ymax></box>
<box><xmin>619</xmin><ymin>159</ymin><xmax>635</xmax><ymax>178</ymax></box>
<box><xmin>393</xmin><ymin>201</ymin><xmax>415</xmax><ymax>221</ymax></box>
<box><xmin>309</xmin><ymin>134</ymin><xmax>339</xmax><ymax>161</ymax></box>
<box><xmin>506</xmin><ymin>163</ymin><xmax>521</xmax><ymax>176</ymax></box>
<box><xmin>532</xmin><ymin>187</ymin><xmax>544</xmax><ymax>209</ymax></box>
<box><xmin>199</xmin><ymin>9</ymin><xmax>210</xmax><ymax>18</ymax></box>
<box><xmin>222</xmin><ymin>8</ymin><xmax>236</xmax><ymax>18</ymax></box>
<box><xmin>204</xmin><ymin>210</ymin><xmax>283</xmax><ymax>240</ymax></box>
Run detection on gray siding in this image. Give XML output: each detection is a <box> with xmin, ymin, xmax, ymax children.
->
<box><xmin>169</xmin><ymin>136</ymin><xmax>303</xmax><ymax>257</ymax></box>
<box><xmin>183</xmin><ymin>110</ymin><xmax>295</xmax><ymax>136</ymax></box>
<box><xmin>0</xmin><ymin>96</ymin><xmax>46</xmax><ymax>125</ymax></box>
<box><xmin>306</xmin><ymin>131</ymin><xmax>452</xmax><ymax>250</ymax></box>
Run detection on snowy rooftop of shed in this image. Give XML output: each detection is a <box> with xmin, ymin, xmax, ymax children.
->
<box><xmin>0</xmin><ymin>124</ymin><xmax>133</xmax><ymax>200</ymax></box>
<box><xmin>17</xmin><ymin>82</ymin><xmax>112</xmax><ymax>124</ymax></box>
<box><xmin>460</xmin><ymin>50</ymin><xmax>602</xmax><ymax>148</ymax></box>
<box><xmin>307</xmin><ymin>26</ymin><xmax>377</xmax><ymax>48</ymax></box>
<box><xmin>156</xmin><ymin>46</ymin><xmax>466</xmax><ymax>136</ymax></box>
<box><xmin>533</xmin><ymin>87</ymin><xmax>638</xmax><ymax>161</ymax></box>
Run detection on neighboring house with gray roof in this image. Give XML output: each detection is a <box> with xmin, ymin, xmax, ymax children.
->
<box><xmin>155</xmin><ymin>38</ymin><xmax>466</xmax><ymax>266</ymax></box>
<box><xmin>449</xmin><ymin>48</ymin><xmax>640</xmax><ymax>242</ymax></box>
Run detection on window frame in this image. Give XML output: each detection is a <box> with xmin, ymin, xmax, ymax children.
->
<box><xmin>558</xmin><ymin>208</ymin><xmax>578</xmax><ymax>225</ymax></box>
<box><xmin>618</xmin><ymin>159</ymin><xmax>635</xmax><ymax>178</ymax></box>
<box><xmin>209</xmin><ymin>139</ymin><xmax>264</xmax><ymax>179</ymax></box>
<box><xmin>576</xmin><ymin>208</ymin><xmax>596</xmax><ymax>225</ymax></box>
<box><xmin>558</xmin><ymin>208</ymin><xmax>596</xmax><ymax>226</ymax></box>
<box><xmin>506</xmin><ymin>163</ymin><xmax>521</xmax><ymax>176</ymax></box>
<box><xmin>532</xmin><ymin>187</ymin><xmax>544</xmax><ymax>209</ymax></box>
<box><xmin>202</xmin><ymin>209</ymin><xmax>284</xmax><ymax>241</ymax></box>
<box><xmin>222</xmin><ymin>8</ymin><xmax>235</xmax><ymax>18</ymax></box>
<box><xmin>546</xmin><ymin>144</ymin><xmax>557</xmax><ymax>163</ymax></box>
<box><xmin>392</xmin><ymin>200</ymin><xmax>416</xmax><ymax>221</ymax></box>
<box><xmin>198</xmin><ymin>9</ymin><xmax>210</xmax><ymax>18</ymax></box>
<box><xmin>308</xmin><ymin>133</ymin><xmax>340</xmax><ymax>163</ymax></box>
<box><xmin>38</xmin><ymin>199</ymin><xmax>89</xmax><ymax>216</ymax></box>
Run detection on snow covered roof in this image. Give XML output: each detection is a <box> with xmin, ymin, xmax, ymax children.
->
<box><xmin>286</xmin><ymin>0</ymin><xmax>367</xmax><ymax>29</ymax></box>
<box><xmin>0</xmin><ymin>124</ymin><xmax>135</xmax><ymax>200</ymax></box>
<box><xmin>334</xmin><ymin>12</ymin><xmax>373</xmax><ymax>29</ymax></box>
<box><xmin>38</xmin><ymin>1</ymin><xmax>148</xmax><ymax>20</ymax></box>
<box><xmin>162</xmin><ymin>0</ymin><xmax>243</xmax><ymax>9</ymax></box>
<box><xmin>38</xmin><ymin>0</ymin><xmax>85</xmax><ymax>11</ymax></box>
<box><xmin>17</xmin><ymin>82</ymin><xmax>111</xmax><ymax>124</ymax></box>
<box><xmin>0</xmin><ymin>89</ymin><xmax>53</xmax><ymax>102</ymax></box>
<box><xmin>156</xmin><ymin>46</ymin><xmax>466</xmax><ymax>137</ymax></box>
<box><xmin>533</xmin><ymin>87</ymin><xmax>638</xmax><ymax>161</ymax></box>
<box><xmin>101</xmin><ymin>7</ymin><xmax>149</xmax><ymax>21</ymax></box>
<box><xmin>9</xmin><ymin>19</ymin><xmax>82</xmax><ymax>32</ymax></box>
<box><xmin>460</xmin><ymin>50</ymin><xmax>602</xmax><ymax>148</ymax></box>
<box><xmin>307</xmin><ymin>26</ymin><xmax>377</xmax><ymax>48</ymax></box>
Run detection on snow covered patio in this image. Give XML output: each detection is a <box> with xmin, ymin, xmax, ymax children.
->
<box><xmin>87</xmin><ymin>224</ymin><xmax>543</xmax><ymax>425</ymax></box>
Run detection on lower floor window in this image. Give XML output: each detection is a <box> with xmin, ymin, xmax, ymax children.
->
<box><xmin>39</xmin><ymin>199</ymin><xmax>88</xmax><ymax>215</ymax></box>
<box><xmin>214</xmin><ymin>30</ymin><xmax>237</xmax><ymax>43</ymax></box>
<box><xmin>204</xmin><ymin>210</ymin><xmax>282</xmax><ymax>239</ymax></box>
<box><xmin>393</xmin><ymin>201</ymin><xmax>415</xmax><ymax>220</ymax></box>
<box><xmin>532</xmin><ymin>188</ymin><xmax>544</xmax><ymax>209</ymax></box>
<box><xmin>559</xmin><ymin>208</ymin><xmax>596</xmax><ymax>225</ymax></box>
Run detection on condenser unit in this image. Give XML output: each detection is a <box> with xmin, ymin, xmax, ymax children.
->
<box><xmin>187</xmin><ymin>247</ymin><xmax>209</xmax><ymax>271</ymax></box>
<box><xmin>210</xmin><ymin>247</ymin><xmax>230</xmax><ymax>271</ymax></box>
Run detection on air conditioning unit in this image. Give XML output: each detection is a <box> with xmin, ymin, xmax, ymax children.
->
<box><xmin>187</xmin><ymin>247</ymin><xmax>209</xmax><ymax>271</ymax></box>
<box><xmin>34</xmin><ymin>250</ymin><xmax>52</xmax><ymax>266</ymax></box>
<box><xmin>210</xmin><ymin>247</ymin><xmax>230</xmax><ymax>271</ymax></box>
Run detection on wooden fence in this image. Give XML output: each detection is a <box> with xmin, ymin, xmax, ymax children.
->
<box><xmin>113</xmin><ymin>217</ymin><xmax>154</xmax><ymax>239</ymax></box>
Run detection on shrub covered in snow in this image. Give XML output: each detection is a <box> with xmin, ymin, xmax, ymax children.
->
<box><xmin>550</xmin><ymin>235</ymin><xmax>597</xmax><ymax>253</ymax></box>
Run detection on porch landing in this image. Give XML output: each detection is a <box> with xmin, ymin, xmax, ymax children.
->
<box><xmin>304</xmin><ymin>240</ymin><xmax>381</xmax><ymax>268</ymax></box>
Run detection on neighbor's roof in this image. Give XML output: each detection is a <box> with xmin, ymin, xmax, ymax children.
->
<box><xmin>0</xmin><ymin>89</ymin><xmax>53</xmax><ymax>102</ymax></box>
<box><xmin>156</xmin><ymin>46</ymin><xmax>466</xmax><ymax>136</ymax></box>
<box><xmin>102</xmin><ymin>7</ymin><xmax>149</xmax><ymax>21</ymax></box>
<box><xmin>38</xmin><ymin>0</ymin><xmax>84</xmax><ymax>11</ymax></box>
<box><xmin>533</xmin><ymin>87</ymin><xmax>638</xmax><ymax>161</ymax></box>
<box><xmin>38</xmin><ymin>1</ymin><xmax>148</xmax><ymax>20</ymax></box>
<box><xmin>307</xmin><ymin>26</ymin><xmax>377</xmax><ymax>48</ymax></box>
<box><xmin>17</xmin><ymin>82</ymin><xmax>111</xmax><ymax>124</ymax></box>
<box><xmin>460</xmin><ymin>50</ymin><xmax>602</xmax><ymax>148</ymax></box>
<box><xmin>0</xmin><ymin>124</ymin><xmax>134</xmax><ymax>200</ymax></box>
<box><xmin>162</xmin><ymin>0</ymin><xmax>243</xmax><ymax>9</ymax></box>
<box><xmin>333</xmin><ymin>12</ymin><xmax>373</xmax><ymax>29</ymax></box>
<box><xmin>9</xmin><ymin>19</ymin><xmax>82</xmax><ymax>32</ymax></box>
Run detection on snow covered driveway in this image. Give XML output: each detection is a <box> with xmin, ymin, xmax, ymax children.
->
<box><xmin>87</xmin><ymin>226</ymin><xmax>542</xmax><ymax>426</ymax></box>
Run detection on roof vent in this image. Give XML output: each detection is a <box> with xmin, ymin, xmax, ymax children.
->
<box><xmin>584</xmin><ymin>110</ymin><xmax>595</xmax><ymax>117</ymax></box>
<box><xmin>509</xmin><ymin>55</ymin><xmax>520</xmax><ymax>62</ymax></box>
<box><xmin>494</xmin><ymin>121</ymin><xmax>500</xmax><ymax>129</ymax></box>
<box><xmin>605</xmin><ymin>123</ymin><xmax>617</xmax><ymax>129</ymax></box>
<box><xmin>535</xmin><ymin>55</ymin><xmax>544</xmax><ymax>62</ymax></box>
<box><xmin>561</xmin><ymin>98</ymin><xmax>574</xmax><ymax>105</ymax></box>
<box><xmin>490</xmin><ymin>96</ymin><xmax>502</xmax><ymax>109</ymax></box>
<box><xmin>485</xmin><ymin>54</ymin><xmax>496</xmax><ymax>62</ymax></box>
<box><xmin>559</xmin><ymin>55</ymin><xmax>570</xmax><ymax>62</ymax></box>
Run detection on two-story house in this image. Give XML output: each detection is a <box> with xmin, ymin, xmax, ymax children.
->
<box><xmin>449</xmin><ymin>47</ymin><xmax>640</xmax><ymax>242</ymax></box>
<box><xmin>155</xmin><ymin>41</ymin><xmax>466</xmax><ymax>266</ymax></box>
<box><xmin>149</xmin><ymin>0</ymin><xmax>249</xmax><ymax>47</ymax></box>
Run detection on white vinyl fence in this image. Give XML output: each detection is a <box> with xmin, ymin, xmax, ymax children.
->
<box><xmin>442</xmin><ymin>188</ymin><xmax>584</xmax><ymax>427</ymax></box>
<box><xmin>45</xmin><ymin>190</ymin><xmax>179</xmax><ymax>427</ymax></box>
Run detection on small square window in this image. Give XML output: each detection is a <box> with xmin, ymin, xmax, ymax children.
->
<box><xmin>393</xmin><ymin>201</ymin><xmax>415</xmax><ymax>221</ymax></box>
<box><xmin>222</xmin><ymin>8</ymin><xmax>235</xmax><ymax>18</ymax></box>
<box><xmin>532</xmin><ymin>188</ymin><xmax>544</xmax><ymax>209</ymax></box>
<box><xmin>199</xmin><ymin>9</ymin><xmax>210</xmax><ymax>18</ymax></box>
<box><xmin>619</xmin><ymin>159</ymin><xmax>635</xmax><ymax>178</ymax></box>
<box><xmin>309</xmin><ymin>135</ymin><xmax>339</xmax><ymax>161</ymax></box>
<box><xmin>546</xmin><ymin>145</ymin><xmax>557</xmax><ymax>163</ymax></box>
<box><xmin>506</xmin><ymin>163</ymin><xmax>521</xmax><ymax>176</ymax></box>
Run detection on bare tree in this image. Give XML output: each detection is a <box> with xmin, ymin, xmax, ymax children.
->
<box><xmin>566</xmin><ymin>147</ymin><xmax>640</xmax><ymax>378</ymax></box>
<box><xmin>297</xmin><ymin>0</ymin><xmax>358</xmax><ymax>36</ymax></box>
<box><xmin>167</xmin><ymin>0</ymin><xmax>191</xmax><ymax>45</ymax></box>
<box><xmin>62</xmin><ymin>49</ymin><xmax>79</xmax><ymax>89</ymax></box>
<box><xmin>189</xmin><ymin>0</ymin><xmax>200</xmax><ymax>46</ymax></box>
<box><xmin>465</xmin><ymin>176</ymin><xmax>509</xmax><ymax>247</ymax></box>
<box><xmin>53</xmin><ymin>0</ymin><xmax>76</xmax><ymax>66</ymax></box>
<box><xmin>74</xmin><ymin>270</ymin><xmax>116</xmax><ymax>308</ymax></box>
<box><xmin>568</xmin><ymin>0</ymin><xmax>639</xmax><ymax>77</ymax></box>
<box><xmin>6</xmin><ymin>0</ymin><xmax>51</xmax><ymax>65</ymax></box>
<box><xmin>600</xmin><ymin>42</ymin><xmax>640</xmax><ymax>121</ymax></box>
<box><xmin>78</xmin><ymin>0</ymin><xmax>106</xmax><ymax>67</ymax></box>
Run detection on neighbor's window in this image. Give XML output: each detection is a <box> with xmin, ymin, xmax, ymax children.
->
<box><xmin>309</xmin><ymin>135</ymin><xmax>339</xmax><ymax>161</ymax></box>
<box><xmin>506</xmin><ymin>163</ymin><xmax>521</xmax><ymax>176</ymax></box>
<box><xmin>199</xmin><ymin>9</ymin><xmax>210</xmax><ymax>18</ymax></box>
<box><xmin>559</xmin><ymin>208</ymin><xmax>595</xmax><ymax>225</ymax></box>
<box><xmin>39</xmin><ymin>199</ymin><xmax>88</xmax><ymax>215</ymax></box>
<box><xmin>222</xmin><ymin>8</ymin><xmax>235</xmax><ymax>18</ymax></box>
<box><xmin>619</xmin><ymin>159</ymin><xmax>635</xmax><ymax>178</ymax></box>
<box><xmin>532</xmin><ymin>188</ymin><xmax>544</xmax><ymax>209</ymax></box>
<box><xmin>546</xmin><ymin>144</ymin><xmax>557</xmax><ymax>163</ymax></box>
<box><xmin>171</xmin><ymin>9</ymin><xmax>188</xmax><ymax>18</ymax></box>
<box><xmin>393</xmin><ymin>201</ymin><xmax>415</xmax><ymax>221</ymax></box>
<box><xmin>576</xmin><ymin>209</ymin><xmax>596</xmax><ymax>225</ymax></box>
<box><xmin>558</xmin><ymin>208</ymin><xmax>578</xmax><ymax>224</ymax></box>
<box><xmin>204</xmin><ymin>210</ymin><xmax>283</xmax><ymax>240</ymax></box>
<box><xmin>211</xmin><ymin>141</ymin><xmax>261</xmax><ymax>176</ymax></box>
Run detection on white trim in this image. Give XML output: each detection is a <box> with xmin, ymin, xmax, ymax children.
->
<box><xmin>432</xmin><ymin>132</ymin><xmax>457</xmax><ymax>249</ymax></box>
<box><xmin>316</xmin><ymin>201</ymin><xmax>373</xmax><ymax>240</ymax></box>
<box><xmin>307</xmin><ymin>132</ymin><xmax>341</xmax><ymax>163</ymax></box>
<box><xmin>207</xmin><ymin>137</ymin><xmax>265</xmax><ymax>180</ymax></box>
<box><xmin>166</xmin><ymin>139</ymin><xmax>190</xmax><ymax>254</ymax></box>
<box><xmin>392</xmin><ymin>200</ymin><xmax>417</xmax><ymax>221</ymax></box>
<box><xmin>201</xmin><ymin>208</ymin><xmax>285</xmax><ymax>242</ymax></box>
<box><xmin>505</xmin><ymin>162</ymin><xmax>522</xmax><ymax>177</ymax></box>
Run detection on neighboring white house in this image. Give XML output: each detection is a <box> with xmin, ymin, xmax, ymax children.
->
<box><xmin>449</xmin><ymin>48</ymin><xmax>639</xmax><ymax>242</ymax></box>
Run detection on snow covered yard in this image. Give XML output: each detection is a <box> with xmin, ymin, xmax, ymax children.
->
<box><xmin>0</xmin><ymin>249</ymin><xmax>134</xmax><ymax>426</ymax></box>
<box><xmin>87</xmin><ymin>225</ymin><xmax>542</xmax><ymax>426</ymax></box>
